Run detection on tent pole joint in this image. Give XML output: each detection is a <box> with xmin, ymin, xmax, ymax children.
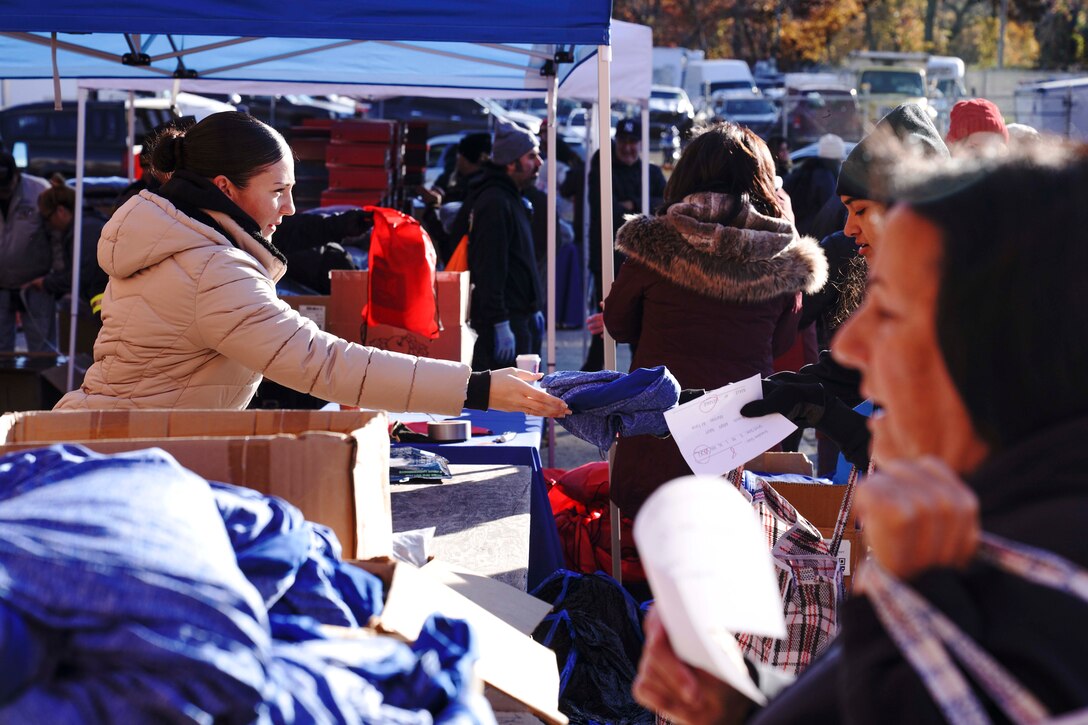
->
<box><xmin>540</xmin><ymin>59</ymin><xmax>556</xmax><ymax>77</ymax></box>
<box><xmin>121</xmin><ymin>52</ymin><xmax>151</xmax><ymax>66</ymax></box>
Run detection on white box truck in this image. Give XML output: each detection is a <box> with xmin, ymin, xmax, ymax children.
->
<box><xmin>683</xmin><ymin>59</ymin><xmax>757</xmax><ymax>112</ymax></box>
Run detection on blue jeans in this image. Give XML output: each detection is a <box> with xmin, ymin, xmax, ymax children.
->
<box><xmin>0</xmin><ymin>288</ymin><xmax>57</xmax><ymax>353</ymax></box>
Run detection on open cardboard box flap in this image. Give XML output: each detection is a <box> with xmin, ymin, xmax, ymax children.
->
<box><xmin>0</xmin><ymin>409</ymin><xmax>392</xmax><ymax>559</ymax></box>
<box><xmin>352</xmin><ymin>558</ymin><xmax>566</xmax><ymax>724</ymax></box>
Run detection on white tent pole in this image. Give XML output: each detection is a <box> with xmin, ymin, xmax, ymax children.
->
<box><xmin>597</xmin><ymin>47</ymin><xmax>615</xmax><ymax>374</ymax></box>
<box><xmin>598</xmin><ymin>44</ymin><xmax>623</xmax><ymax>585</ymax></box>
<box><xmin>640</xmin><ymin>101</ymin><xmax>650</xmax><ymax>215</ymax></box>
<box><xmin>545</xmin><ymin>68</ymin><xmax>559</xmax><ymax>468</ymax></box>
<box><xmin>66</xmin><ymin>87</ymin><xmax>88</xmax><ymax>391</ymax></box>
<box><xmin>581</xmin><ymin>102</ymin><xmax>596</xmax><ymax>363</ymax></box>
<box><xmin>126</xmin><ymin>90</ymin><xmax>136</xmax><ymax>182</ymax></box>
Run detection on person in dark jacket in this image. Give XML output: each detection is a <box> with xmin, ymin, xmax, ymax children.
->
<box><xmin>582</xmin><ymin>116</ymin><xmax>667</xmax><ymax>371</ymax></box>
<box><xmin>781</xmin><ymin>133</ymin><xmax>842</xmax><ymax>237</ymax></box>
<box><xmin>0</xmin><ymin>152</ymin><xmax>53</xmax><ymax>352</ymax></box>
<box><xmin>604</xmin><ymin>121</ymin><xmax>828</xmax><ymax>517</ymax></box>
<box><xmin>466</xmin><ymin>120</ymin><xmax>544</xmax><ymax>371</ymax></box>
<box><xmin>33</xmin><ymin>177</ymin><xmax>109</xmax><ymax>314</ymax></box>
<box><xmin>634</xmin><ymin>139</ymin><xmax>1088</xmax><ymax>725</ymax></box>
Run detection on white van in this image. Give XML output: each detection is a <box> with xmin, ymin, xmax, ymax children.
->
<box><xmin>683</xmin><ymin>59</ymin><xmax>757</xmax><ymax>111</ymax></box>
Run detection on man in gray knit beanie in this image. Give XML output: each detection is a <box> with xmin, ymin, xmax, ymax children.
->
<box><xmin>490</xmin><ymin>120</ymin><xmax>539</xmax><ymax>166</ymax></box>
<box><xmin>462</xmin><ymin>119</ymin><xmax>545</xmax><ymax>370</ymax></box>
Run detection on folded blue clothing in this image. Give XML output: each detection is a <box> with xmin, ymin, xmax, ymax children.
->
<box><xmin>0</xmin><ymin>444</ymin><xmax>494</xmax><ymax>724</ymax></box>
<box><xmin>213</xmin><ymin>481</ymin><xmax>384</xmax><ymax>627</ymax></box>
<box><xmin>542</xmin><ymin>366</ymin><xmax>681</xmax><ymax>453</ymax></box>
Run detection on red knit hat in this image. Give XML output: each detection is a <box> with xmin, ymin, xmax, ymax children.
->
<box><xmin>946</xmin><ymin>98</ymin><xmax>1009</xmax><ymax>144</ymax></box>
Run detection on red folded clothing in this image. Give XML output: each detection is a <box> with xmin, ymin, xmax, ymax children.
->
<box><xmin>402</xmin><ymin>421</ymin><xmax>493</xmax><ymax>437</ymax></box>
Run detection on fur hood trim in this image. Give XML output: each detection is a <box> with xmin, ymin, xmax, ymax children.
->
<box><xmin>615</xmin><ymin>192</ymin><xmax>828</xmax><ymax>304</ymax></box>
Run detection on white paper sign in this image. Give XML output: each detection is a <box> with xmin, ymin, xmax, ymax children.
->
<box><xmin>663</xmin><ymin>374</ymin><xmax>797</xmax><ymax>476</ymax></box>
<box><xmin>635</xmin><ymin>476</ymin><xmax>788</xmax><ymax>705</ymax></box>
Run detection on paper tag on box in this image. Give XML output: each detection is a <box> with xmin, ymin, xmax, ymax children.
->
<box><xmin>823</xmin><ymin>538</ymin><xmax>852</xmax><ymax>576</ymax></box>
<box><xmin>299</xmin><ymin>304</ymin><xmax>327</xmax><ymax>331</ymax></box>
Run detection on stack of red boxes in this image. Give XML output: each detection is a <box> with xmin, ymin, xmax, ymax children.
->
<box><xmin>288</xmin><ymin>119</ymin><xmax>334</xmax><ymax>211</ymax></box>
<box><xmin>321</xmin><ymin>120</ymin><xmax>399</xmax><ymax>208</ymax></box>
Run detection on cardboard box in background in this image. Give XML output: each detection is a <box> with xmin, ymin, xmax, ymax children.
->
<box><xmin>282</xmin><ymin>295</ymin><xmax>330</xmax><ymax>331</ymax></box>
<box><xmin>329</xmin><ymin>270</ymin><xmax>475</xmax><ymax>364</ymax></box>
<box><xmin>745</xmin><ymin>452</ymin><xmax>862</xmax><ymax>586</ymax></box>
<box><xmin>0</xmin><ymin>410</ymin><xmax>392</xmax><ymax>559</ymax></box>
<box><xmin>346</xmin><ymin>558</ymin><xmax>566</xmax><ymax>725</ymax></box>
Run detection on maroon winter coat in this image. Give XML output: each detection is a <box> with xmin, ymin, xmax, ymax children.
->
<box><xmin>604</xmin><ymin>192</ymin><xmax>828</xmax><ymax>516</ymax></box>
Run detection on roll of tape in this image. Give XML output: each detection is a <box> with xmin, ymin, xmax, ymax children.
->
<box><xmin>428</xmin><ymin>420</ymin><xmax>471</xmax><ymax>442</ymax></box>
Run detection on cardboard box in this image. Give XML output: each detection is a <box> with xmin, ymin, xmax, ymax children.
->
<box><xmin>746</xmin><ymin>452</ymin><xmax>862</xmax><ymax>584</ymax></box>
<box><xmin>329</xmin><ymin>270</ymin><xmax>475</xmax><ymax>364</ymax></box>
<box><xmin>282</xmin><ymin>295</ymin><xmax>330</xmax><ymax>331</ymax></box>
<box><xmin>345</xmin><ymin>558</ymin><xmax>566</xmax><ymax>724</ymax></box>
<box><xmin>0</xmin><ymin>409</ymin><xmax>392</xmax><ymax>559</ymax></box>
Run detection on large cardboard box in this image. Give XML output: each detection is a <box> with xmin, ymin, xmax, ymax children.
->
<box><xmin>329</xmin><ymin>270</ymin><xmax>475</xmax><ymax>364</ymax></box>
<box><xmin>0</xmin><ymin>409</ymin><xmax>392</xmax><ymax>559</ymax></box>
<box><xmin>747</xmin><ymin>452</ymin><xmax>863</xmax><ymax>585</ymax></box>
<box><xmin>346</xmin><ymin>558</ymin><xmax>566</xmax><ymax>724</ymax></box>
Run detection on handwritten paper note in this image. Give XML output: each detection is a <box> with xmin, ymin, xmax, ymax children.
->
<box><xmin>663</xmin><ymin>374</ymin><xmax>797</xmax><ymax>476</ymax></box>
<box><xmin>635</xmin><ymin>476</ymin><xmax>788</xmax><ymax>705</ymax></box>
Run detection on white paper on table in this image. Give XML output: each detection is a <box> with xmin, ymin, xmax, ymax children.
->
<box><xmin>634</xmin><ymin>476</ymin><xmax>788</xmax><ymax>706</ymax></box>
<box><xmin>663</xmin><ymin>373</ymin><xmax>797</xmax><ymax>476</ymax></box>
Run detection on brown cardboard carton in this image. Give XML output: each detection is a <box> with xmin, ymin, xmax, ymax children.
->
<box><xmin>282</xmin><ymin>295</ymin><xmax>330</xmax><ymax>331</ymax></box>
<box><xmin>0</xmin><ymin>409</ymin><xmax>392</xmax><ymax>559</ymax></box>
<box><xmin>329</xmin><ymin>270</ymin><xmax>474</xmax><ymax>364</ymax></box>
<box><xmin>348</xmin><ymin>558</ymin><xmax>566</xmax><ymax>724</ymax></box>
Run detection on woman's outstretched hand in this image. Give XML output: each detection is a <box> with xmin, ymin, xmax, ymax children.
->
<box><xmin>488</xmin><ymin>368</ymin><xmax>570</xmax><ymax>418</ymax></box>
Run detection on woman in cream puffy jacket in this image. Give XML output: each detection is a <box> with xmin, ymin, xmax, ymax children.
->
<box><xmin>55</xmin><ymin>112</ymin><xmax>568</xmax><ymax>418</ymax></box>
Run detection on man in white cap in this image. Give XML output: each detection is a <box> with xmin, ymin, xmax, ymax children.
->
<box><xmin>782</xmin><ymin>133</ymin><xmax>844</xmax><ymax>237</ymax></box>
<box><xmin>464</xmin><ymin>120</ymin><xmax>545</xmax><ymax>371</ymax></box>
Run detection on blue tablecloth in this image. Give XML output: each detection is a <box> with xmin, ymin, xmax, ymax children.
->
<box><xmin>391</xmin><ymin>409</ymin><xmax>564</xmax><ymax>591</ymax></box>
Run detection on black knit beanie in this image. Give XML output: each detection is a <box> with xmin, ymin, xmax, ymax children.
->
<box><xmin>836</xmin><ymin>103</ymin><xmax>949</xmax><ymax>201</ymax></box>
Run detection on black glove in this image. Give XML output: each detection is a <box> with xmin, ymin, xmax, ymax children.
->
<box><xmin>679</xmin><ymin>388</ymin><xmax>706</xmax><ymax>405</ymax></box>
<box><xmin>741</xmin><ymin>378</ymin><xmax>871</xmax><ymax>469</ymax></box>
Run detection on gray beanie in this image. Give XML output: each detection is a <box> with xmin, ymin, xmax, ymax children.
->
<box><xmin>491</xmin><ymin>120</ymin><xmax>539</xmax><ymax>166</ymax></box>
<box><xmin>836</xmin><ymin>103</ymin><xmax>949</xmax><ymax>201</ymax></box>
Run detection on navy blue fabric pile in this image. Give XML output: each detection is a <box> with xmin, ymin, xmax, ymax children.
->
<box><xmin>0</xmin><ymin>444</ymin><xmax>494</xmax><ymax>724</ymax></box>
<box><xmin>541</xmin><ymin>366</ymin><xmax>681</xmax><ymax>453</ymax></box>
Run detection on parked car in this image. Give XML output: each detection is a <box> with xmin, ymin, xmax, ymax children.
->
<box><xmin>369</xmin><ymin>97</ymin><xmax>540</xmax><ymax>138</ymax></box>
<box><xmin>714</xmin><ymin>96</ymin><xmax>780</xmax><ymax>137</ymax></box>
<box><xmin>785</xmin><ymin>86</ymin><xmax>864</xmax><ymax>147</ymax></box>
<box><xmin>0</xmin><ymin>94</ymin><xmax>235</xmax><ymax>178</ymax></box>
<box><xmin>789</xmin><ymin>139</ymin><xmax>857</xmax><ymax>164</ymax></box>
<box><xmin>424</xmin><ymin>133</ymin><xmax>465</xmax><ymax>187</ymax></box>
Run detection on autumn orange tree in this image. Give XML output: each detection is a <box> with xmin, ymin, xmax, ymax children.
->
<box><xmin>616</xmin><ymin>0</ymin><xmax>1072</xmax><ymax>69</ymax></box>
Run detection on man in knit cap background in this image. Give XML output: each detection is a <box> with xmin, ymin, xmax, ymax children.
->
<box><xmin>465</xmin><ymin>120</ymin><xmax>546</xmax><ymax>370</ymax></box>
<box><xmin>945</xmin><ymin>98</ymin><xmax>1009</xmax><ymax>156</ymax></box>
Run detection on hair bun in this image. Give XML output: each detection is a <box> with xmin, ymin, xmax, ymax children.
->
<box><xmin>151</xmin><ymin>132</ymin><xmax>186</xmax><ymax>173</ymax></box>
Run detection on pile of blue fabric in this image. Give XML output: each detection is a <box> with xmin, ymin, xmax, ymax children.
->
<box><xmin>0</xmin><ymin>444</ymin><xmax>494</xmax><ymax>724</ymax></box>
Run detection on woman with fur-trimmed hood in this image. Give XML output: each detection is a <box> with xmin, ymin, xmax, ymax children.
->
<box><xmin>604</xmin><ymin>122</ymin><xmax>828</xmax><ymax>517</ymax></box>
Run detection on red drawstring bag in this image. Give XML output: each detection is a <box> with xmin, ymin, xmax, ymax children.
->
<box><xmin>362</xmin><ymin>206</ymin><xmax>440</xmax><ymax>339</ymax></box>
